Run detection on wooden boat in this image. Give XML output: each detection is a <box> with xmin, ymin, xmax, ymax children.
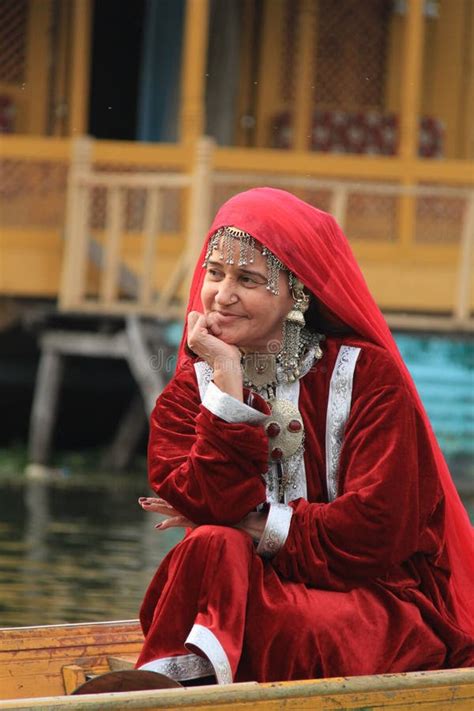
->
<box><xmin>0</xmin><ymin>620</ymin><xmax>473</xmax><ymax>709</ymax></box>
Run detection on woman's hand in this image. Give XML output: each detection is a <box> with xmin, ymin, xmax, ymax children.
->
<box><xmin>139</xmin><ymin>497</ymin><xmax>196</xmax><ymax>530</ymax></box>
<box><xmin>139</xmin><ymin>497</ymin><xmax>267</xmax><ymax>542</ymax></box>
<box><xmin>187</xmin><ymin>311</ymin><xmax>244</xmax><ymax>401</ymax></box>
<box><xmin>234</xmin><ymin>511</ymin><xmax>267</xmax><ymax>542</ymax></box>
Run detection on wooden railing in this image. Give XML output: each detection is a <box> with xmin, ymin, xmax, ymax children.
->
<box><xmin>1</xmin><ymin>133</ymin><xmax>473</xmax><ymax>330</ymax></box>
<box><xmin>56</xmin><ymin>136</ymin><xmax>474</xmax><ymax>330</ymax></box>
<box><xmin>59</xmin><ymin>136</ymin><xmax>213</xmax><ymax>319</ymax></box>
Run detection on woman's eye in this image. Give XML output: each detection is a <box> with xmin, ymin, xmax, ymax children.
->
<box><xmin>207</xmin><ymin>269</ymin><xmax>222</xmax><ymax>278</ymax></box>
<box><xmin>240</xmin><ymin>275</ymin><xmax>260</xmax><ymax>286</ymax></box>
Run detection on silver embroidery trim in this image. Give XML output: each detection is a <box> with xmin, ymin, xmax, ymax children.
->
<box><xmin>277</xmin><ymin>379</ymin><xmax>308</xmax><ymax>504</ymax></box>
<box><xmin>194</xmin><ymin>361</ymin><xmax>213</xmax><ymax>401</ymax></box>
<box><xmin>325</xmin><ymin>345</ymin><xmax>361</xmax><ymax>502</ymax></box>
<box><xmin>138</xmin><ymin>652</ymin><xmax>213</xmax><ymax>680</ymax></box>
<box><xmin>202</xmin><ymin>381</ymin><xmax>267</xmax><ymax>424</ymax></box>
<box><xmin>256</xmin><ymin>503</ymin><xmax>293</xmax><ymax>559</ymax></box>
<box><xmin>185</xmin><ymin>623</ymin><xmax>232</xmax><ymax>685</ymax></box>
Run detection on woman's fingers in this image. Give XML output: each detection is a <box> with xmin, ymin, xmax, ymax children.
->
<box><xmin>138</xmin><ymin>497</ymin><xmax>170</xmax><ymax>508</ymax></box>
<box><xmin>187</xmin><ymin>310</ymin><xmax>201</xmax><ymax>331</ymax></box>
<box><xmin>155</xmin><ymin>515</ymin><xmax>195</xmax><ymax>530</ymax></box>
<box><xmin>206</xmin><ymin>311</ymin><xmax>223</xmax><ymax>336</ymax></box>
<box><xmin>187</xmin><ymin>311</ymin><xmax>210</xmax><ymax>355</ymax></box>
<box><xmin>138</xmin><ymin>497</ymin><xmax>178</xmax><ymax>516</ymax></box>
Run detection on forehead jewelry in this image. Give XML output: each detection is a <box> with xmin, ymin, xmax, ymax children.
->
<box><xmin>203</xmin><ymin>226</ymin><xmax>286</xmax><ymax>295</ymax></box>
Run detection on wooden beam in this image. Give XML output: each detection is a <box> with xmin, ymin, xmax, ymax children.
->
<box><xmin>125</xmin><ymin>316</ymin><xmax>165</xmax><ymax>415</ymax></box>
<box><xmin>235</xmin><ymin>0</ymin><xmax>257</xmax><ymax>147</ymax></box>
<box><xmin>254</xmin><ymin>0</ymin><xmax>285</xmax><ymax>148</ymax></box>
<box><xmin>68</xmin><ymin>0</ymin><xmax>92</xmax><ymax>135</ymax></box>
<box><xmin>24</xmin><ymin>0</ymin><xmax>52</xmax><ymax>134</ymax></box>
<box><xmin>179</xmin><ymin>0</ymin><xmax>210</xmax><ymax>144</ymax></box>
<box><xmin>140</xmin><ymin>190</ymin><xmax>162</xmax><ymax>307</ymax></box>
<box><xmin>183</xmin><ymin>136</ymin><xmax>214</xmax><ymax>295</ymax></box>
<box><xmin>100</xmin><ymin>187</ymin><xmax>123</xmax><ymax>304</ymax></box>
<box><xmin>460</xmin><ymin>0</ymin><xmax>474</xmax><ymax>159</ymax></box>
<box><xmin>399</xmin><ymin>0</ymin><xmax>425</xmax><ymax>160</ymax></box>
<box><xmin>293</xmin><ymin>0</ymin><xmax>317</xmax><ymax>151</ymax></box>
<box><xmin>0</xmin><ymin>667</ymin><xmax>472</xmax><ymax>709</ymax></box>
<box><xmin>59</xmin><ymin>137</ymin><xmax>93</xmax><ymax>309</ymax></box>
<box><xmin>51</xmin><ymin>0</ymin><xmax>71</xmax><ymax>136</ymax></box>
<box><xmin>41</xmin><ymin>331</ymin><xmax>129</xmax><ymax>358</ymax></box>
<box><xmin>430</xmin><ymin>0</ymin><xmax>466</xmax><ymax>158</ymax></box>
<box><xmin>454</xmin><ymin>192</ymin><xmax>474</xmax><ymax>321</ymax></box>
<box><xmin>100</xmin><ymin>395</ymin><xmax>147</xmax><ymax>471</ymax></box>
<box><xmin>398</xmin><ymin>0</ymin><xmax>425</xmax><ymax>249</ymax></box>
<box><xmin>28</xmin><ymin>348</ymin><xmax>64</xmax><ymax>465</ymax></box>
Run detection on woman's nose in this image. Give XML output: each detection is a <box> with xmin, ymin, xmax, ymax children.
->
<box><xmin>214</xmin><ymin>278</ymin><xmax>238</xmax><ymax>305</ymax></box>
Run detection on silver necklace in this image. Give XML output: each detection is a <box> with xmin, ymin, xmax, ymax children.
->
<box><xmin>242</xmin><ymin>332</ymin><xmax>324</xmax><ymax>501</ymax></box>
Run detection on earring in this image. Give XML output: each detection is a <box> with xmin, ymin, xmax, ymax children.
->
<box><xmin>280</xmin><ymin>278</ymin><xmax>309</xmax><ymax>382</ymax></box>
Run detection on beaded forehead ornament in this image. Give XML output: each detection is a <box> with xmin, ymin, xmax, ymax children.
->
<box><xmin>202</xmin><ymin>225</ymin><xmax>288</xmax><ymax>295</ymax></box>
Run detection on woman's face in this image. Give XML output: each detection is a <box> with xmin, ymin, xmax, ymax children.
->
<box><xmin>201</xmin><ymin>238</ymin><xmax>294</xmax><ymax>352</ymax></box>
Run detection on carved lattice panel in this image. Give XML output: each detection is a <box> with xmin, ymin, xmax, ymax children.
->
<box><xmin>0</xmin><ymin>159</ymin><xmax>68</xmax><ymax>227</ymax></box>
<box><xmin>0</xmin><ymin>0</ymin><xmax>28</xmax><ymax>84</ymax></box>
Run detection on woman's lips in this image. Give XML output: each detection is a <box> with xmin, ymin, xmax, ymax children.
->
<box><xmin>212</xmin><ymin>311</ymin><xmax>245</xmax><ymax>320</ymax></box>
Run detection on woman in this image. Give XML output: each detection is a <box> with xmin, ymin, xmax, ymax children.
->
<box><xmin>136</xmin><ymin>188</ymin><xmax>473</xmax><ymax>685</ymax></box>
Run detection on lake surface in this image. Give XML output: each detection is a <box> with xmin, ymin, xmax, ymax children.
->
<box><xmin>0</xmin><ymin>474</ymin><xmax>181</xmax><ymax>627</ymax></box>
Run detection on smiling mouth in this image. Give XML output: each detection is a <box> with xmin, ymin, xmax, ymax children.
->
<box><xmin>212</xmin><ymin>311</ymin><xmax>246</xmax><ymax>319</ymax></box>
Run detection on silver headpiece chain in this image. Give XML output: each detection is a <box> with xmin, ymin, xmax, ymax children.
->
<box><xmin>202</xmin><ymin>226</ymin><xmax>287</xmax><ymax>295</ymax></box>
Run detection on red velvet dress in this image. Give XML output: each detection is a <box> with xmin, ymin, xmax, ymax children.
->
<box><xmin>136</xmin><ymin>336</ymin><xmax>474</xmax><ymax>683</ymax></box>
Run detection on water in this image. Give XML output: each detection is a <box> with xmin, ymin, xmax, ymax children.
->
<box><xmin>0</xmin><ymin>475</ymin><xmax>181</xmax><ymax>627</ymax></box>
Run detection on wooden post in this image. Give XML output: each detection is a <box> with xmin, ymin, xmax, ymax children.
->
<box><xmin>140</xmin><ymin>189</ymin><xmax>162</xmax><ymax>307</ymax></box>
<box><xmin>235</xmin><ymin>0</ymin><xmax>258</xmax><ymax>147</ymax></box>
<box><xmin>183</xmin><ymin>136</ymin><xmax>214</xmax><ymax>297</ymax></box>
<box><xmin>398</xmin><ymin>0</ymin><xmax>425</xmax><ymax>250</ymax></box>
<box><xmin>329</xmin><ymin>186</ymin><xmax>348</xmax><ymax>231</ymax></box>
<box><xmin>100</xmin><ymin>395</ymin><xmax>147</xmax><ymax>472</ymax></box>
<box><xmin>254</xmin><ymin>0</ymin><xmax>285</xmax><ymax>148</ymax></box>
<box><xmin>179</xmin><ymin>0</ymin><xmax>210</xmax><ymax>145</ymax></box>
<box><xmin>125</xmin><ymin>316</ymin><xmax>165</xmax><ymax>415</ymax></box>
<box><xmin>100</xmin><ymin>186</ymin><xmax>123</xmax><ymax>304</ymax></box>
<box><xmin>460</xmin><ymin>0</ymin><xmax>474</xmax><ymax>159</ymax></box>
<box><xmin>59</xmin><ymin>136</ymin><xmax>93</xmax><ymax>310</ymax></box>
<box><xmin>28</xmin><ymin>348</ymin><xmax>64</xmax><ymax>465</ymax></box>
<box><xmin>399</xmin><ymin>0</ymin><xmax>424</xmax><ymax>160</ymax></box>
<box><xmin>68</xmin><ymin>0</ymin><xmax>92</xmax><ymax>136</ymax></box>
<box><xmin>454</xmin><ymin>192</ymin><xmax>474</xmax><ymax>324</ymax></box>
<box><xmin>51</xmin><ymin>1</ymin><xmax>71</xmax><ymax>136</ymax></box>
<box><xmin>293</xmin><ymin>0</ymin><xmax>317</xmax><ymax>151</ymax></box>
<box><xmin>24</xmin><ymin>0</ymin><xmax>52</xmax><ymax>134</ymax></box>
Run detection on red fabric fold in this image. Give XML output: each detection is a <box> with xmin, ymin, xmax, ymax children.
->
<box><xmin>148</xmin><ymin>361</ymin><xmax>267</xmax><ymax>525</ymax></box>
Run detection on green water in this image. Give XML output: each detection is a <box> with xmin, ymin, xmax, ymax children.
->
<box><xmin>0</xmin><ymin>472</ymin><xmax>181</xmax><ymax>627</ymax></box>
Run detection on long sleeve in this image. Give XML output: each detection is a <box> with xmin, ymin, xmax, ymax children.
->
<box><xmin>148</xmin><ymin>361</ymin><xmax>268</xmax><ymax>525</ymax></box>
<box><xmin>272</xmin><ymin>379</ymin><xmax>443</xmax><ymax>591</ymax></box>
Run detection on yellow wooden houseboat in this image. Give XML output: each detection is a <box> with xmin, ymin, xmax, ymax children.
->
<box><xmin>0</xmin><ymin>0</ymin><xmax>473</xmax><ymax>330</ymax></box>
<box><xmin>0</xmin><ymin>620</ymin><xmax>473</xmax><ymax>709</ymax></box>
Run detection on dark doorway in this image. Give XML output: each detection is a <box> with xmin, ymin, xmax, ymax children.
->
<box><xmin>88</xmin><ymin>0</ymin><xmax>145</xmax><ymax>140</ymax></box>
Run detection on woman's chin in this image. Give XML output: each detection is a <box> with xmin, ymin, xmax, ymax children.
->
<box><xmin>218</xmin><ymin>333</ymin><xmax>241</xmax><ymax>346</ymax></box>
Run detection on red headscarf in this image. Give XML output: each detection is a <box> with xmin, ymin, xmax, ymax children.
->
<box><xmin>179</xmin><ymin>187</ymin><xmax>473</xmax><ymax>635</ymax></box>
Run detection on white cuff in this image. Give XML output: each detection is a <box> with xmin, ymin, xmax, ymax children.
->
<box><xmin>185</xmin><ymin>624</ymin><xmax>232</xmax><ymax>685</ymax></box>
<box><xmin>256</xmin><ymin>503</ymin><xmax>293</xmax><ymax>559</ymax></box>
<box><xmin>202</xmin><ymin>380</ymin><xmax>267</xmax><ymax>424</ymax></box>
<box><xmin>138</xmin><ymin>653</ymin><xmax>213</xmax><ymax>681</ymax></box>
